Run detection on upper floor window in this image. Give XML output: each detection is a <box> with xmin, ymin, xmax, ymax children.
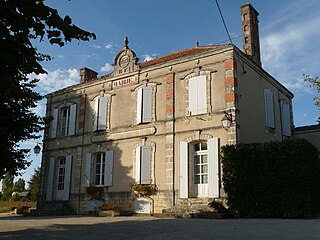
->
<box><xmin>136</xmin><ymin>87</ymin><xmax>152</xmax><ymax>124</ymax></box>
<box><xmin>51</xmin><ymin>104</ymin><xmax>77</xmax><ymax>138</ymax></box>
<box><xmin>93</xmin><ymin>96</ymin><xmax>108</xmax><ymax>131</ymax></box>
<box><xmin>264</xmin><ymin>89</ymin><xmax>275</xmax><ymax>129</ymax></box>
<box><xmin>188</xmin><ymin>75</ymin><xmax>207</xmax><ymax>116</ymax></box>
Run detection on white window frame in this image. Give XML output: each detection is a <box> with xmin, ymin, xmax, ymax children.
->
<box><xmin>57</xmin><ymin>157</ymin><xmax>66</xmax><ymax>190</ymax></box>
<box><xmin>51</xmin><ymin>103</ymin><xmax>77</xmax><ymax>138</ymax></box>
<box><xmin>192</xmin><ymin>142</ymin><xmax>208</xmax><ymax>185</ymax></box>
<box><xmin>85</xmin><ymin>150</ymin><xmax>114</xmax><ymax>187</ymax></box>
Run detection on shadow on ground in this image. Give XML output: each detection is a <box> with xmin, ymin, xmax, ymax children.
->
<box><xmin>1</xmin><ymin>215</ymin><xmax>320</xmax><ymax>240</ymax></box>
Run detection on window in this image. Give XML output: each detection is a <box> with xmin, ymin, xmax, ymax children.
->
<box><xmin>61</xmin><ymin>108</ymin><xmax>70</xmax><ymax>136</ymax></box>
<box><xmin>264</xmin><ymin>89</ymin><xmax>275</xmax><ymax>128</ymax></box>
<box><xmin>137</xmin><ymin>87</ymin><xmax>152</xmax><ymax>124</ymax></box>
<box><xmin>93</xmin><ymin>96</ymin><xmax>108</xmax><ymax>131</ymax></box>
<box><xmin>188</xmin><ymin>76</ymin><xmax>207</xmax><ymax>116</ymax></box>
<box><xmin>179</xmin><ymin>138</ymin><xmax>220</xmax><ymax>199</ymax></box>
<box><xmin>58</xmin><ymin>158</ymin><xmax>66</xmax><ymax>190</ymax></box>
<box><xmin>46</xmin><ymin>155</ymin><xmax>72</xmax><ymax>201</ymax></box>
<box><xmin>51</xmin><ymin>104</ymin><xmax>77</xmax><ymax>138</ymax></box>
<box><xmin>85</xmin><ymin>150</ymin><xmax>114</xmax><ymax>187</ymax></box>
<box><xmin>192</xmin><ymin>142</ymin><xmax>208</xmax><ymax>185</ymax></box>
<box><xmin>135</xmin><ymin>146</ymin><xmax>152</xmax><ymax>184</ymax></box>
<box><xmin>95</xmin><ymin>152</ymin><xmax>106</xmax><ymax>186</ymax></box>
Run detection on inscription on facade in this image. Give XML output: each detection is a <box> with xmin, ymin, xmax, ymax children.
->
<box><xmin>112</xmin><ymin>76</ymin><xmax>135</xmax><ymax>88</ymax></box>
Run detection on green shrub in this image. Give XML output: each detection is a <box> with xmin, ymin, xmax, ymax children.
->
<box><xmin>222</xmin><ymin>139</ymin><xmax>320</xmax><ymax>218</ymax></box>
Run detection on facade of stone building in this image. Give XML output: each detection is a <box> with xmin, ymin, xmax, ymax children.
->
<box><xmin>38</xmin><ymin>3</ymin><xmax>294</xmax><ymax>214</ymax></box>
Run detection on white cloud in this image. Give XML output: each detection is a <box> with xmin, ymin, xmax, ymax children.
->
<box><xmin>100</xmin><ymin>63</ymin><xmax>112</xmax><ymax>72</ymax></box>
<box><xmin>105</xmin><ymin>42</ymin><xmax>114</xmax><ymax>49</ymax></box>
<box><xmin>260</xmin><ymin>12</ymin><xmax>320</xmax><ymax>93</ymax></box>
<box><xmin>142</xmin><ymin>54</ymin><xmax>154</xmax><ymax>62</ymax></box>
<box><xmin>29</xmin><ymin>68</ymin><xmax>79</xmax><ymax>95</ymax></box>
<box><xmin>92</xmin><ymin>44</ymin><xmax>102</xmax><ymax>49</ymax></box>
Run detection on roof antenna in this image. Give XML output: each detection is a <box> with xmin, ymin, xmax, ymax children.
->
<box><xmin>215</xmin><ymin>0</ymin><xmax>233</xmax><ymax>44</ymax></box>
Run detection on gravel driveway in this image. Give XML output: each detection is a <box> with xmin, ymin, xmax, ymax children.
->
<box><xmin>1</xmin><ymin>214</ymin><xmax>320</xmax><ymax>239</ymax></box>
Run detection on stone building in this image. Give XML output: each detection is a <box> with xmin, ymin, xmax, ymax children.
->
<box><xmin>38</xmin><ymin>3</ymin><xmax>294</xmax><ymax>214</ymax></box>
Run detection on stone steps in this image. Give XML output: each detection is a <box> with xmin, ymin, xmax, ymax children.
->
<box><xmin>37</xmin><ymin>201</ymin><xmax>76</xmax><ymax>216</ymax></box>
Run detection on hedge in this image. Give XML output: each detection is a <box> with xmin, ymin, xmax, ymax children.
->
<box><xmin>221</xmin><ymin>139</ymin><xmax>320</xmax><ymax>218</ymax></box>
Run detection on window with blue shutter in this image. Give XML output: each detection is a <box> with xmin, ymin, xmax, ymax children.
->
<box><xmin>135</xmin><ymin>146</ymin><xmax>152</xmax><ymax>184</ymax></box>
<box><xmin>93</xmin><ymin>96</ymin><xmax>108</xmax><ymax>131</ymax></box>
<box><xmin>264</xmin><ymin>89</ymin><xmax>275</xmax><ymax>128</ymax></box>
<box><xmin>188</xmin><ymin>76</ymin><xmax>207</xmax><ymax>115</ymax></box>
<box><xmin>137</xmin><ymin>87</ymin><xmax>153</xmax><ymax>124</ymax></box>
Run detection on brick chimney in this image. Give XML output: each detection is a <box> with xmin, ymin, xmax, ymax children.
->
<box><xmin>80</xmin><ymin>67</ymin><xmax>98</xmax><ymax>83</ymax></box>
<box><xmin>240</xmin><ymin>3</ymin><xmax>261</xmax><ymax>66</ymax></box>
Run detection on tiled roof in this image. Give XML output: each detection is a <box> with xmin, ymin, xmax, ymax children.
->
<box><xmin>139</xmin><ymin>44</ymin><xmax>231</xmax><ymax>68</ymax></box>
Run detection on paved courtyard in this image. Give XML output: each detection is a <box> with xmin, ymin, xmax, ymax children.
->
<box><xmin>0</xmin><ymin>214</ymin><xmax>320</xmax><ymax>239</ymax></box>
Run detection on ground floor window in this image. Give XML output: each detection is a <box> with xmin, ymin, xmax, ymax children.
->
<box><xmin>58</xmin><ymin>157</ymin><xmax>66</xmax><ymax>190</ymax></box>
<box><xmin>95</xmin><ymin>152</ymin><xmax>106</xmax><ymax>186</ymax></box>
<box><xmin>192</xmin><ymin>142</ymin><xmax>208</xmax><ymax>185</ymax></box>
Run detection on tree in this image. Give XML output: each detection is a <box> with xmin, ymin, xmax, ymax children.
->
<box><xmin>0</xmin><ymin>0</ymin><xmax>96</xmax><ymax>179</ymax></box>
<box><xmin>304</xmin><ymin>74</ymin><xmax>320</xmax><ymax>121</ymax></box>
<box><xmin>1</xmin><ymin>173</ymin><xmax>14</xmax><ymax>201</ymax></box>
<box><xmin>28</xmin><ymin>167</ymin><xmax>41</xmax><ymax>201</ymax></box>
<box><xmin>12</xmin><ymin>178</ymin><xmax>26</xmax><ymax>193</ymax></box>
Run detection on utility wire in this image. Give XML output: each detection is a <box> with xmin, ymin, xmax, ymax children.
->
<box><xmin>215</xmin><ymin>0</ymin><xmax>233</xmax><ymax>45</ymax></box>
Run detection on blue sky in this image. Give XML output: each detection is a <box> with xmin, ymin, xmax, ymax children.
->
<box><xmin>7</xmin><ymin>0</ymin><xmax>320</xmax><ymax>185</ymax></box>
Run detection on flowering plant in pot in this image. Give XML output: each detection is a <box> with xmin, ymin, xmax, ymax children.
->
<box><xmin>132</xmin><ymin>184</ymin><xmax>157</xmax><ymax>197</ymax></box>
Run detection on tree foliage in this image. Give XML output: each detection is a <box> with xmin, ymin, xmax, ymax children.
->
<box><xmin>0</xmin><ymin>0</ymin><xmax>96</xmax><ymax>179</ymax></box>
<box><xmin>1</xmin><ymin>173</ymin><xmax>14</xmax><ymax>201</ymax></box>
<box><xmin>12</xmin><ymin>178</ymin><xmax>26</xmax><ymax>193</ymax></box>
<box><xmin>222</xmin><ymin>139</ymin><xmax>320</xmax><ymax>218</ymax></box>
<box><xmin>28</xmin><ymin>167</ymin><xmax>40</xmax><ymax>201</ymax></box>
<box><xmin>304</xmin><ymin>74</ymin><xmax>320</xmax><ymax>120</ymax></box>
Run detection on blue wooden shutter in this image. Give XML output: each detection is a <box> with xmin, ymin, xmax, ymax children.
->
<box><xmin>98</xmin><ymin>96</ymin><xmax>108</xmax><ymax>130</ymax></box>
<box><xmin>85</xmin><ymin>153</ymin><xmax>92</xmax><ymax>187</ymax></box>
<box><xmin>104</xmin><ymin>150</ymin><xmax>114</xmax><ymax>186</ymax></box>
<box><xmin>281</xmin><ymin>102</ymin><xmax>291</xmax><ymax>136</ymax></box>
<box><xmin>196</xmin><ymin>76</ymin><xmax>207</xmax><ymax>114</ymax></box>
<box><xmin>264</xmin><ymin>89</ymin><xmax>275</xmax><ymax>128</ymax></box>
<box><xmin>136</xmin><ymin>88</ymin><xmax>143</xmax><ymax>124</ymax></box>
<box><xmin>135</xmin><ymin>146</ymin><xmax>141</xmax><ymax>183</ymax></box>
<box><xmin>51</xmin><ymin>108</ymin><xmax>59</xmax><ymax>138</ymax></box>
<box><xmin>46</xmin><ymin>157</ymin><xmax>55</xmax><ymax>201</ymax></box>
<box><xmin>93</xmin><ymin>97</ymin><xmax>99</xmax><ymax>131</ymax></box>
<box><xmin>188</xmin><ymin>78</ymin><xmax>198</xmax><ymax>115</ymax></box>
<box><xmin>208</xmin><ymin>138</ymin><xmax>220</xmax><ymax>198</ymax></box>
<box><xmin>141</xmin><ymin>146</ymin><xmax>152</xmax><ymax>184</ymax></box>
<box><xmin>68</xmin><ymin>104</ymin><xmax>77</xmax><ymax>135</ymax></box>
<box><xmin>179</xmin><ymin>142</ymin><xmax>188</xmax><ymax>198</ymax></box>
<box><xmin>142</xmin><ymin>87</ymin><xmax>152</xmax><ymax>123</ymax></box>
<box><xmin>62</xmin><ymin>155</ymin><xmax>72</xmax><ymax>200</ymax></box>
